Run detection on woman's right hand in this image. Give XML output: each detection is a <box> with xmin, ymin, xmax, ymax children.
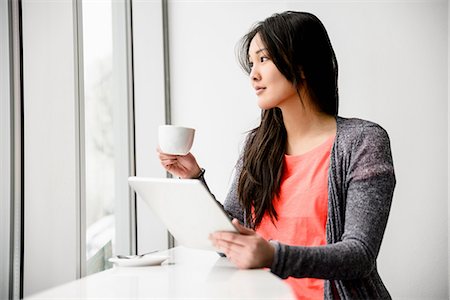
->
<box><xmin>157</xmin><ymin>148</ymin><xmax>202</xmax><ymax>179</ymax></box>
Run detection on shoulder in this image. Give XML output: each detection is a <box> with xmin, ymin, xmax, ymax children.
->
<box><xmin>336</xmin><ymin>116</ymin><xmax>391</xmax><ymax>149</ymax></box>
<box><xmin>335</xmin><ymin>117</ymin><xmax>395</xmax><ymax>182</ymax></box>
<box><xmin>336</xmin><ymin>116</ymin><xmax>388</xmax><ymax>135</ymax></box>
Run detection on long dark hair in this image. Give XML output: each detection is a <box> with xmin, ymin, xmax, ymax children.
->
<box><xmin>236</xmin><ymin>11</ymin><xmax>339</xmax><ymax>229</ymax></box>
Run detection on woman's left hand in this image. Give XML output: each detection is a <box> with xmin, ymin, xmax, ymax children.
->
<box><xmin>209</xmin><ymin>219</ymin><xmax>275</xmax><ymax>269</ymax></box>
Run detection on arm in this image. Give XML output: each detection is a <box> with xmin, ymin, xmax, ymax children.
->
<box><xmin>222</xmin><ymin>156</ymin><xmax>246</xmax><ymax>225</ymax></box>
<box><xmin>270</xmin><ymin>124</ymin><xmax>396</xmax><ymax>280</ymax></box>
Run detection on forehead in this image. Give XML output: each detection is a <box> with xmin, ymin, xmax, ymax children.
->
<box><xmin>248</xmin><ymin>33</ymin><xmax>267</xmax><ymax>56</ymax></box>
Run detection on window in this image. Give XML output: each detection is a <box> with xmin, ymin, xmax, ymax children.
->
<box><xmin>82</xmin><ymin>0</ymin><xmax>132</xmax><ymax>275</ymax></box>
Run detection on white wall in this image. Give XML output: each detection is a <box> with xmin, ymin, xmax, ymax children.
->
<box><xmin>165</xmin><ymin>1</ymin><xmax>448</xmax><ymax>299</ymax></box>
<box><xmin>22</xmin><ymin>1</ymin><xmax>79</xmax><ymax>296</ymax></box>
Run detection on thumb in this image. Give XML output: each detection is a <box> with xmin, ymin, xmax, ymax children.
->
<box><xmin>232</xmin><ymin>218</ymin><xmax>254</xmax><ymax>235</ymax></box>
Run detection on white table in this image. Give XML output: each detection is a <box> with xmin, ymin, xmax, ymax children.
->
<box><xmin>27</xmin><ymin>246</ymin><xmax>295</xmax><ymax>299</ymax></box>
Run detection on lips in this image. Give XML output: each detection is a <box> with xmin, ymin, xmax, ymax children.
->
<box><xmin>254</xmin><ymin>86</ymin><xmax>266</xmax><ymax>95</ymax></box>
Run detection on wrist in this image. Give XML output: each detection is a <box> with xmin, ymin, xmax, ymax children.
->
<box><xmin>266</xmin><ymin>240</ymin><xmax>277</xmax><ymax>268</ymax></box>
<box><xmin>192</xmin><ymin>167</ymin><xmax>205</xmax><ymax>179</ymax></box>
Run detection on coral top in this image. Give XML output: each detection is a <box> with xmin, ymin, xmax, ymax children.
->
<box><xmin>256</xmin><ymin>135</ymin><xmax>335</xmax><ymax>300</ymax></box>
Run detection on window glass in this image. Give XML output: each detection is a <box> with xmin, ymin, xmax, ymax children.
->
<box><xmin>82</xmin><ymin>0</ymin><xmax>129</xmax><ymax>275</ymax></box>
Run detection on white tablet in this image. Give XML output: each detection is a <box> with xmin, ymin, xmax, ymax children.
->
<box><xmin>128</xmin><ymin>177</ymin><xmax>238</xmax><ymax>251</ymax></box>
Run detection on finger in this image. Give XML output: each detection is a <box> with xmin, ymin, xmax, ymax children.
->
<box><xmin>160</xmin><ymin>158</ymin><xmax>177</xmax><ymax>165</ymax></box>
<box><xmin>161</xmin><ymin>159</ymin><xmax>177</xmax><ymax>166</ymax></box>
<box><xmin>232</xmin><ymin>219</ymin><xmax>254</xmax><ymax>235</ymax></box>
<box><xmin>157</xmin><ymin>147</ymin><xmax>174</xmax><ymax>157</ymax></box>
<box><xmin>217</xmin><ymin>243</ymin><xmax>250</xmax><ymax>269</ymax></box>
<box><xmin>160</xmin><ymin>161</ymin><xmax>177</xmax><ymax>170</ymax></box>
<box><xmin>158</xmin><ymin>152</ymin><xmax>179</xmax><ymax>160</ymax></box>
<box><xmin>213</xmin><ymin>238</ymin><xmax>244</xmax><ymax>255</ymax></box>
<box><xmin>211</xmin><ymin>232</ymin><xmax>248</xmax><ymax>247</ymax></box>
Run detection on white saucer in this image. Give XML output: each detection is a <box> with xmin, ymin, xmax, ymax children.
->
<box><xmin>109</xmin><ymin>255</ymin><xmax>169</xmax><ymax>267</ymax></box>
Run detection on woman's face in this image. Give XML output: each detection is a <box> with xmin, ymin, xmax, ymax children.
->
<box><xmin>248</xmin><ymin>33</ymin><xmax>298</xmax><ymax>110</ymax></box>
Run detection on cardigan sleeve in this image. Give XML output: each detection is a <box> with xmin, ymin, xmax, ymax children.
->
<box><xmin>270</xmin><ymin>123</ymin><xmax>396</xmax><ymax>280</ymax></box>
<box><xmin>222</xmin><ymin>155</ymin><xmax>246</xmax><ymax>225</ymax></box>
<box><xmin>197</xmin><ymin>153</ymin><xmax>245</xmax><ymax>225</ymax></box>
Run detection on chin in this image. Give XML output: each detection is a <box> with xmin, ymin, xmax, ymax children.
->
<box><xmin>257</xmin><ymin>98</ymin><xmax>277</xmax><ymax>110</ymax></box>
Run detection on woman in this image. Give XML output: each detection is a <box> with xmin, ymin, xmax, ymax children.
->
<box><xmin>158</xmin><ymin>11</ymin><xmax>395</xmax><ymax>300</ymax></box>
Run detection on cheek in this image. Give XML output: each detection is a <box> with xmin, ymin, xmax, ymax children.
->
<box><xmin>277</xmin><ymin>79</ymin><xmax>297</xmax><ymax>98</ymax></box>
<box><xmin>255</xmin><ymin>72</ymin><xmax>296</xmax><ymax>109</ymax></box>
<box><xmin>256</xmin><ymin>85</ymin><xmax>288</xmax><ymax>110</ymax></box>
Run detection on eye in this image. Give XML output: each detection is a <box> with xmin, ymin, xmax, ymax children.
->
<box><xmin>248</xmin><ymin>61</ymin><xmax>254</xmax><ymax>69</ymax></box>
<box><xmin>260</xmin><ymin>56</ymin><xmax>269</xmax><ymax>63</ymax></box>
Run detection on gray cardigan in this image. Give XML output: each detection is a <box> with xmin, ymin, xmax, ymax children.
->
<box><xmin>203</xmin><ymin>117</ymin><xmax>396</xmax><ymax>299</ymax></box>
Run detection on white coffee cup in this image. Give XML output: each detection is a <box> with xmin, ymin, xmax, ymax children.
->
<box><xmin>158</xmin><ymin>125</ymin><xmax>195</xmax><ymax>155</ymax></box>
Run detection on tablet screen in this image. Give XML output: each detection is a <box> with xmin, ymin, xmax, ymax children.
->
<box><xmin>128</xmin><ymin>177</ymin><xmax>238</xmax><ymax>251</ymax></box>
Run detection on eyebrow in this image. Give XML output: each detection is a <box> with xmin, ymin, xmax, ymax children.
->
<box><xmin>255</xmin><ymin>48</ymin><xmax>267</xmax><ymax>54</ymax></box>
<box><xmin>248</xmin><ymin>48</ymin><xmax>268</xmax><ymax>59</ymax></box>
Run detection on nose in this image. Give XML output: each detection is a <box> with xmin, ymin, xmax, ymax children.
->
<box><xmin>250</xmin><ymin>65</ymin><xmax>261</xmax><ymax>82</ymax></box>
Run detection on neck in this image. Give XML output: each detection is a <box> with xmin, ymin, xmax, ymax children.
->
<box><xmin>279</xmin><ymin>94</ymin><xmax>336</xmax><ymax>155</ymax></box>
